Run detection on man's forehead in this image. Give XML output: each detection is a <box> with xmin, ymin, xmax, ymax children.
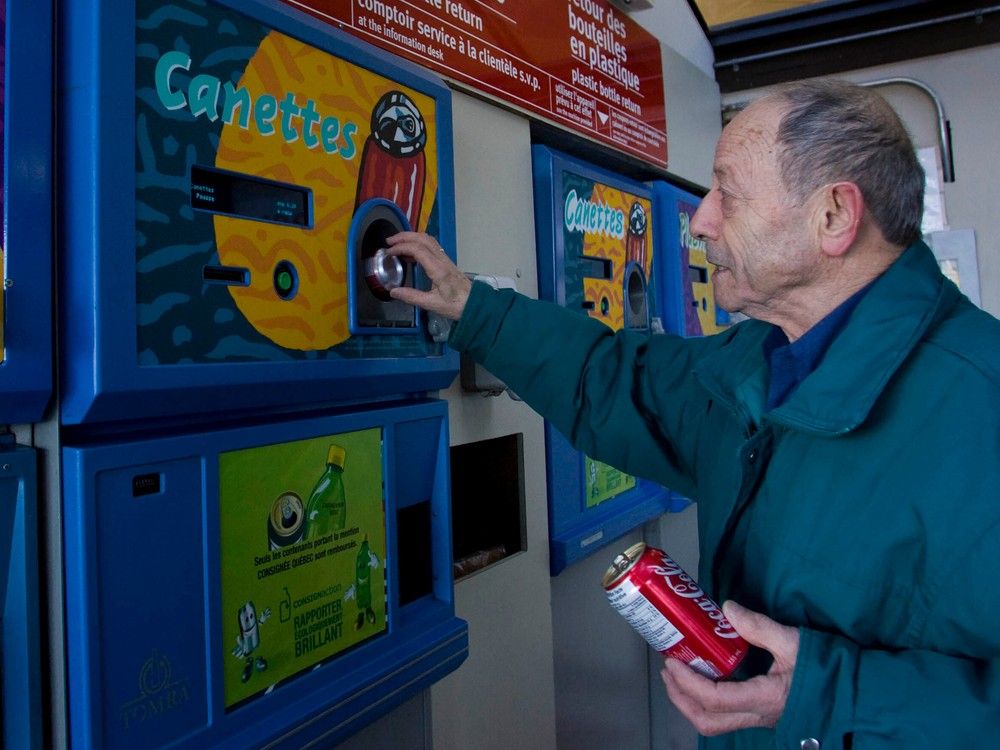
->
<box><xmin>713</xmin><ymin>100</ymin><xmax>783</xmax><ymax>177</ymax></box>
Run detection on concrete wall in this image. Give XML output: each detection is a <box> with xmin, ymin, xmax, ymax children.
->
<box><xmin>429</xmin><ymin>91</ymin><xmax>559</xmax><ymax>750</ymax></box>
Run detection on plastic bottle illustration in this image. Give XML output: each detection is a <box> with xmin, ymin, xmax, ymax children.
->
<box><xmin>354</xmin><ymin>536</ymin><xmax>377</xmax><ymax>630</ymax></box>
<box><xmin>304</xmin><ymin>445</ymin><xmax>347</xmax><ymax>539</ymax></box>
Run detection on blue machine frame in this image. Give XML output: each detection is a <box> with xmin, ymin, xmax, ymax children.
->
<box><xmin>1</xmin><ymin>441</ymin><xmax>43</xmax><ymax>749</ymax></box>
<box><xmin>58</xmin><ymin>0</ymin><xmax>459</xmax><ymax>426</ymax></box>
<box><xmin>62</xmin><ymin>398</ymin><xmax>467</xmax><ymax>749</ymax></box>
<box><xmin>652</xmin><ymin>179</ymin><xmax>730</xmax><ymax>337</ymax></box>
<box><xmin>532</xmin><ymin>146</ymin><xmax>684</xmax><ymax>575</ymax></box>
<box><xmin>0</xmin><ymin>0</ymin><xmax>53</xmax><ymax>424</ymax></box>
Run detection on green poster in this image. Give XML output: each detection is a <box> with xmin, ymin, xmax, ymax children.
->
<box><xmin>219</xmin><ymin>428</ymin><xmax>387</xmax><ymax>708</ymax></box>
<box><xmin>584</xmin><ymin>455</ymin><xmax>636</xmax><ymax>508</ymax></box>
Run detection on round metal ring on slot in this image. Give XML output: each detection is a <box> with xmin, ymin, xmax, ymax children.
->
<box><xmin>364</xmin><ymin>247</ymin><xmax>405</xmax><ymax>301</ymax></box>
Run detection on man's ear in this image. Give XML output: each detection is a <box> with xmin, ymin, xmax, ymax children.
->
<box><xmin>815</xmin><ymin>181</ymin><xmax>864</xmax><ymax>257</ymax></box>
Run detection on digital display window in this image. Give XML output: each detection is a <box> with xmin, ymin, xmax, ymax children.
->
<box><xmin>191</xmin><ymin>165</ymin><xmax>312</xmax><ymax>228</ymax></box>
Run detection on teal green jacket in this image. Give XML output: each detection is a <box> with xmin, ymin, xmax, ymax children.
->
<box><xmin>450</xmin><ymin>241</ymin><xmax>1000</xmax><ymax>749</ymax></box>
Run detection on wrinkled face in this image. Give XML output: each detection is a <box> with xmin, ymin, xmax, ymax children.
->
<box><xmin>689</xmin><ymin>100</ymin><xmax>818</xmax><ymax>318</ymax></box>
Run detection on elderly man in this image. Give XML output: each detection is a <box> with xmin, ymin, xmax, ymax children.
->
<box><xmin>387</xmin><ymin>79</ymin><xmax>1000</xmax><ymax>748</ymax></box>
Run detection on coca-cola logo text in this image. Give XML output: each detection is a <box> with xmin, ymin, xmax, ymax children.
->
<box><xmin>651</xmin><ymin>554</ymin><xmax>742</xmax><ymax>640</ymax></box>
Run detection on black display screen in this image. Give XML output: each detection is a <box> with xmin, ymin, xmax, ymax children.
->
<box><xmin>191</xmin><ymin>165</ymin><xmax>311</xmax><ymax>228</ymax></box>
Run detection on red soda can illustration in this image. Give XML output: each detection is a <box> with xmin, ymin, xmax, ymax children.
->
<box><xmin>355</xmin><ymin>91</ymin><xmax>427</xmax><ymax>229</ymax></box>
<box><xmin>602</xmin><ymin>542</ymin><xmax>748</xmax><ymax>680</ymax></box>
<box><xmin>625</xmin><ymin>201</ymin><xmax>647</xmax><ymax>268</ymax></box>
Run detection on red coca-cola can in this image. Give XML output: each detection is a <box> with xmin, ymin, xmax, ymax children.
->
<box><xmin>602</xmin><ymin>542</ymin><xmax>747</xmax><ymax>680</ymax></box>
<box><xmin>363</xmin><ymin>247</ymin><xmax>405</xmax><ymax>301</ymax></box>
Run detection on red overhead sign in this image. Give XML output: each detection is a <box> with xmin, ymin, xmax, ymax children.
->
<box><xmin>283</xmin><ymin>0</ymin><xmax>668</xmax><ymax>167</ymax></box>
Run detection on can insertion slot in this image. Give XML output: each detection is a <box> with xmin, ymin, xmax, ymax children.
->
<box><xmin>203</xmin><ymin>265</ymin><xmax>250</xmax><ymax>286</ymax></box>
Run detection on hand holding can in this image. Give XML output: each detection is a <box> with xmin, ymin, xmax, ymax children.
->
<box><xmin>603</xmin><ymin>542</ymin><xmax>748</xmax><ymax>680</ymax></box>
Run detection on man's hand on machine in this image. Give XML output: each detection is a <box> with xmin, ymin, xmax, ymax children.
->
<box><xmin>385</xmin><ymin>232</ymin><xmax>472</xmax><ymax>321</ymax></box>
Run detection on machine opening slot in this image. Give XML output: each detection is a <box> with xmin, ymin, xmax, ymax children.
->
<box><xmin>131</xmin><ymin>472</ymin><xmax>162</xmax><ymax>497</ymax></box>
<box><xmin>450</xmin><ymin>434</ymin><xmax>526</xmax><ymax>580</ymax></box>
<box><xmin>203</xmin><ymin>265</ymin><xmax>250</xmax><ymax>286</ymax></box>
<box><xmin>625</xmin><ymin>267</ymin><xmax>648</xmax><ymax>330</ymax></box>
<box><xmin>360</xmin><ymin>219</ymin><xmax>411</xmax><ymax>290</ymax></box>
<box><xmin>352</xmin><ymin>206</ymin><xmax>417</xmax><ymax>330</ymax></box>
<box><xmin>580</xmin><ymin>256</ymin><xmax>612</xmax><ymax>279</ymax></box>
<box><xmin>191</xmin><ymin>164</ymin><xmax>312</xmax><ymax>228</ymax></box>
<box><xmin>397</xmin><ymin>502</ymin><xmax>433</xmax><ymax>605</ymax></box>
<box><xmin>689</xmin><ymin>264</ymin><xmax>709</xmax><ymax>283</ymax></box>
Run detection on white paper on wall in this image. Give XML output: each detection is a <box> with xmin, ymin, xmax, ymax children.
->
<box><xmin>926</xmin><ymin>228</ymin><xmax>981</xmax><ymax>308</ymax></box>
<box><xmin>919</xmin><ymin>146</ymin><xmax>948</xmax><ymax>234</ymax></box>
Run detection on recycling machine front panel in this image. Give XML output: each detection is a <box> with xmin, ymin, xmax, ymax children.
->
<box><xmin>62</xmin><ymin>399</ymin><xmax>466</xmax><ymax>749</ymax></box>
<box><xmin>532</xmin><ymin>145</ymin><xmax>683</xmax><ymax>575</ymax></box>
<box><xmin>60</xmin><ymin>0</ymin><xmax>458</xmax><ymax>425</ymax></box>
<box><xmin>0</xmin><ymin>0</ymin><xmax>52</xmax><ymax>424</ymax></box>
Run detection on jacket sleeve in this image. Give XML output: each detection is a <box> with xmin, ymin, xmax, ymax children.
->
<box><xmin>776</xmin><ymin>523</ymin><xmax>1000</xmax><ymax>748</ymax></box>
<box><xmin>449</xmin><ymin>282</ymin><xmax>718</xmax><ymax>495</ymax></box>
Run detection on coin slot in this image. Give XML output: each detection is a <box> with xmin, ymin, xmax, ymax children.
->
<box><xmin>203</xmin><ymin>265</ymin><xmax>250</xmax><ymax>286</ymax></box>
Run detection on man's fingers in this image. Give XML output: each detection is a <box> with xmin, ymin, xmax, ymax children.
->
<box><xmin>385</xmin><ymin>232</ymin><xmax>448</xmax><ymax>269</ymax></box>
<box><xmin>662</xmin><ymin>658</ymin><xmax>763</xmax><ymax>714</ymax></box>
<box><xmin>722</xmin><ymin>601</ymin><xmax>799</xmax><ymax>665</ymax></box>
<box><xmin>388</xmin><ymin>285</ymin><xmax>428</xmax><ymax>306</ymax></box>
<box><xmin>661</xmin><ymin>664</ymin><xmax>764</xmax><ymax>736</ymax></box>
<box><xmin>383</xmin><ymin>231</ymin><xmax>472</xmax><ymax>319</ymax></box>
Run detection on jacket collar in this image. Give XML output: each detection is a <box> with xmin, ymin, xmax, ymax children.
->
<box><xmin>696</xmin><ymin>241</ymin><xmax>960</xmax><ymax>435</ymax></box>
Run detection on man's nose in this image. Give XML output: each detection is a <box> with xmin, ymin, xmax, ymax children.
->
<box><xmin>689</xmin><ymin>192</ymin><xmax>717</xmax><ymax>242</ymax></box>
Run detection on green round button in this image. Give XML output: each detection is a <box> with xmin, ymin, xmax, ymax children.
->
<box><xmin>276</xmin><ymin>270</ymin><xmax>293</xmax><ymax>292</ymax></box>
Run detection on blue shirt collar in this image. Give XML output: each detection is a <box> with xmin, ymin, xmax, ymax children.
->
<box><xmin>763</xmin><ymin>283</ymin><xmax>874</xmax><ymax>410</ymax></box>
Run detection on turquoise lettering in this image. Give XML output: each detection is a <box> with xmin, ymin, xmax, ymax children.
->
<box><xmin>154</xmin><ymin>50</ymin><xmax>363</xmax><ymax>163</ymax></box>
<box><xmin>340</xmin><ymin>121</ymin><xmax>358</xmax><ymax>160</ymax></box>
<box><xmin>255</xmin><ymin>94</ymin><xmax>278</xmax><ymax>135</ymax></box>
<box><xmin>189</xmin><ymin>74</ymin><xmax>221</xmax><ymax>122</ymax></box>
<box><xmin>320</xmin><ymin>116</ymin><xmax>340</xmax><ymax>154</ymax></box>
<box><xmin>280</xmin><ymin>91</ymin><xmax>302</xmax><ymax>142</ymax></box>
<box><xmin>155</xmin><ymin>51</ymin><xmax>191</xmax><ymax>111</ymax></box>
<box><xmin>301</xmin><ymin>99</ymin><xmax>321</xmax><ymax>149</ymax></box>
<box><xmin>222</xmin><ymin>82</ymin><xmax>251</xmax><ymax>128</ymax></box>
